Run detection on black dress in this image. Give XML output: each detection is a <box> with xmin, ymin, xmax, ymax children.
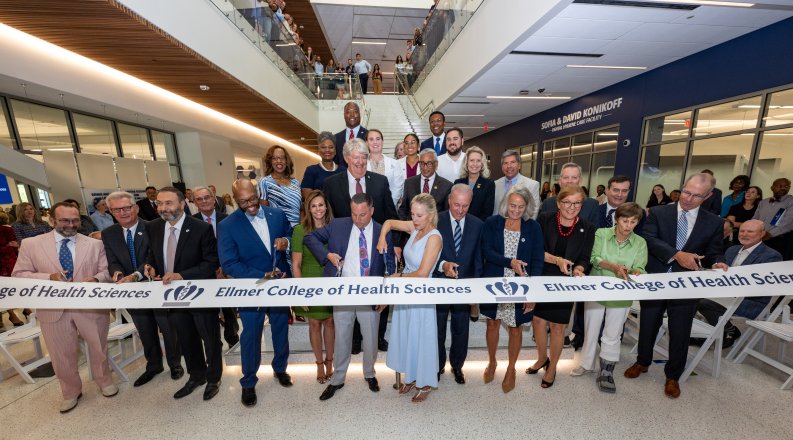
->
<box><xmin>727</xmin><ymin>203</ymin><xmax>758</xmax><ymax>245</ymax></box>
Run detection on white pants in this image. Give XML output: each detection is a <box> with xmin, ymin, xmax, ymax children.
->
<box><xmin>579</xmin><ymin>302</ymin><xmax>630</xmax><ymax>370</ymax></box>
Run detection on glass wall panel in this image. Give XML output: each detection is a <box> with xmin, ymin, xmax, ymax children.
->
<box><xmin>763</xmin><ymin>87</ymin><xmax>793</xmax><ymax>127</ymax></box>
<box><xmin>570</xmin><ymin>132</ymin><xmax>592</xmax><ymax>155</ymax></box>
<box><xmin>552</xmin><ymin>137</ymin><xmax>570</xmax><ymax>158</ymax></box>
<box><xmin>118</xmin><ymin>123</ymin><xmax>152</xmax><ymax>160</ymax></box>
<box><xmin>573</xmin><ymin>154</ymin><xmax>592</xmax><ymax>193</ymax></box>
<box><xmin>753</xmin><ymin>127</ymin><xmax>793</xmax><ymax>193</ymax></box>
<box><xmin>637</xmin><ymin>142</ymin><xmax>686</xmax><ymax>208</ymax></box>
<box><xmin>152</xmin><ymin>130</ymin><xmax>176</xmax><ymax>162</ymax></box>
<box><xmin>541</xmin><ymin>160</ymin><xmax>552</xmax><ymax>187</ymax></box>
<box><xmin>0</xmin><ymin>98</ymin><xmax>16</xmax><ymax>149</ymax></box>
<box><xmin>686</xmin><ymin>134</ymin><xmax>753</xmax><ymax>192</ymax></box>
<box><xmin>644</xmin><ymin>110</ymin><xmax>692</xmax><ymax>144</ymax></box>
<box><xmin>10</xmin><ymin>100</ymin><xmax>73</xmax><ymax>152</ymax></box>
<box><xmin>73</xmin><ymin>113</ymin><xmax>117</xmax><ymax>156</ymax></box>
<box><xmin>590</xmin><ymin>151</ymin><xmax>616</xmax><ymax>195</ymax></box>
<box><xmin>519</xmin><ymin>144</ymin><xmax>537</xmax><ymax>179</ymax></box>
<box><xmin>594</xmin><ymin>129</ymin><xmax>619</xmax><ymax>152</ymax></box>
<box><xmin>693</xmin><ymin>96</ymin><xmax>761</xmax><ymax>137</ymax></box>
<box><xmin>169</xmin><ymin>166</ymin><xmax>182</xmax><ymax>183</ymax></box>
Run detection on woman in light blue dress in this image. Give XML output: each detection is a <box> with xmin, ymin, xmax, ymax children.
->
<box><xmin>377</xmin><ymin>193</ymin><xmax>442</xmax><ymax>403</ymax></box>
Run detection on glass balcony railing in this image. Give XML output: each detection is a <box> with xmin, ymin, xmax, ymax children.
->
<box><xmin>297</xmin><ymin>73</ymin><xmax>364</xmax><ymax>101</ymax></box>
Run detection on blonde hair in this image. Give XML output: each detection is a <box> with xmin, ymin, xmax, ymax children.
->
<box><xmin>410</xmin><ymin>193</ymin><xmax>438</xmax><ymax>227</ymax></box>
<box><xmin>460</xmin><ymin>146</ymin><xmax>490</xmax><ymax>179</ymax></box>
<box><xmin>15</xmin><ymin>202</ymin><xmax>45</xmax><ymax>226</ymax></box>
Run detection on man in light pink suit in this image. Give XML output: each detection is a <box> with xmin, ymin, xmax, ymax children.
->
<box><xmin>12</xmin><ymin>202</ymin><xmax>117</xmax><ymax>413</ymax></box>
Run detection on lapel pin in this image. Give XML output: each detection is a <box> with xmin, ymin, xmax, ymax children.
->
<box><xmin>476</xmin><ymin>184</ymin><xmax>481</xmax><ymax>188</ymax></box>
<box><xmin>185</xmin><ymin>229</ymin><xmax>190</xmax><ymax>233</ymax></box>
<box><xmin>137</xmin><ymin>232</ymin><xmax>143</xmax><ymax>236</ymax></box>
<box><xmin>520</xmin><ymin>238</ymin><xmax>525</xmax><ymax>242</ymax></box>
<box><xmin>580</xmin><ymin>228</ymin><xmax>584</xmax><ymax>233</ymax></box>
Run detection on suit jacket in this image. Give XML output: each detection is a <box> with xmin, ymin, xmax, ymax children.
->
<box><xmin>421</xmin><ymin>136</ymin><xmax>446</xmax><ymax>156</ymax></box>
<box><xmin>217</xmin><ymin>207</ymin><xmax>292</xmax><ymax>279</ymax></box>
<box><xmin>398</xmin><ymin>174</ymin><xmax>453</xmax><ymax>220</ymax></box>
<box><xmin>214</xmin><ymin>196</ymin><xmax>225</xmax><ymax>214</ymax></box>
<box><xmin>434</xmin><ymin>211</ymin><xmax>483</xmax><ymax>279</ymax></box>
<box><xmin>454</xmin><ymin>176</ymin><xmax>495</xmax><ymax>221</ymax></box>
<box><xmin>537</xmin><ymin>212</ymin><xmax>596</xmax><ymax>274</ymax></box>
<box><xmin>136</xmin><ymin>198</ymin><xmax>159</xmax><ymax>221</ymax></box>
<box><xmin>334</xmin><ymin>126</ymin><xmax>368</xmax><ymax>165</ymax></box>
<box><xmin>641</xmin><ymin>203</ymin><xmax>725</xmax><ymax>274</ymax></box>
<box><xmin>303</xmin><ymin>217</ymin><xmax>395</xmax><ymax>277</ymax></box>
<box><xmin>725</xmin><ymin>242</ymin><xmax>781</xmax><ymax>266</ymax></box>
<box><xmin>596</xmin><ymin>203</ymin><xmax>646</xmax><ymax>235</ymax></box>
<box><xmin>540</xmin><ymin>196</ymin><xmax>600</xmax><ymax>227</ymax></box>
<box><xmin>145</xmin><ymin>215</ymin><xmax>219</xmax><ymax>280</ymax></box>
<box><xmin>701</xmin><ymin>187</ymin><xmax>722</xmax><ymax>217</ymax></box>
<box><xmin>493</xmin><ymin>174</ymin><xmax>541</xmax><ymax>219</ymax></box>
<box><xmin>193</xmin><ymin>210</ymin><xmax>227</xmax><ymax>237</ymax></box>
<box><xmin>12</xmin><ymin>231</ymin><xmax>111</xmax><ymax>323</ymax></box>
<box><xmin>102</xmin><ymin>219</ymin><xmax>149</xmax><ymax>277</ymax></box>
<box><xmin>322</xmin><ymin>171</ymin><xmax>398</xmax><ymax>225</ymax></box>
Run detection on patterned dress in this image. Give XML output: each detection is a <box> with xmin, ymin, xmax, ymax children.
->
<box><xmin>258</xmin><ymin>175</ymin><xmax>302</xmax><ymax>227</ymax></box>
<box><xmin>494</xmin><ymin>229</ymin><xmax>520</xmax><ymax>327</ymax></box>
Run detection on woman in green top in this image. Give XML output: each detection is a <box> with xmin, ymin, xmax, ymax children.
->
<box><xmin>292</xmin><ymin>190</ymin><xmax>335</xmax><ymax>384</ymax></box>
<box><xmin>571</xmin><ymin>202</ymin><xmax>647</xmax><ymax>394</ymax></box>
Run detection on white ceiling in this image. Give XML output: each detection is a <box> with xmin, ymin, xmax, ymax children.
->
<box><xmin>315</xmin><ymin>0</ymin><xmax>793</xmax><ymax>138</ymax></box>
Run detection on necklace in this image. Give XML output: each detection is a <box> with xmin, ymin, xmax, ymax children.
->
<box><xmin>319</xmin><ymin>161</ymin><xmax>337</xmax><ymax>172</ymax></box>
<box><xmin>556</xmin><ymin>212</ymin><xmax>578</xmax><ymax>237</ymax></box>
<box><xmin>616</xmin><ymin>235</ymin><xmax>629</xmax><ymax>245</ymax></box>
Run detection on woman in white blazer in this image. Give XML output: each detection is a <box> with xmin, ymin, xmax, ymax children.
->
<box><xmin>366</xmin><ymin>129</ymin><xmax>403</xmax><ymax>208</ymax></box>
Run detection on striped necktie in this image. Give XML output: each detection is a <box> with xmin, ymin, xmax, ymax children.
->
<box><xmin>605</xmin><ymin>209</ymin><xmax>615</xmax><ymax>227</ymax></box>
<box><xmin>454</xmin><ymin>219</ymin><xmax>462</xmax><ymax>255</ymax></box>
<box><xmin>126</xmin><ymin>229</ymin><xmax>137</xmax><ymax>269</ymax></box>
<box><xmin>676</xmin><ymin>210</ymin><xmax>689</xmax><ymax>250</ymax></box>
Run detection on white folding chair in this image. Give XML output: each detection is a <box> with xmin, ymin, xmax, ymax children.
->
<box><xmin>622</xmin><ymin>302</ymin><xmax>641</xmax><ymax>354</ymax></box>
<box><xmin>733</xmin><ymin>297</ymin><xmax>793</xmax><ymax>390</ymax></box>
<box><xmin>82</xmin><ymin>309</ymin><xmax>143</xmax><ymax>382</ymax></box>
<box><xmin>0</xmin><ymin>313</ymin><xmax>51</xmax><ymax>384</ymax></box>
<box><xmin>726</xmin><ymin>295</ymin><xmax>786</xmax><ymax>361</ymax></box>
<box><xmin>653</xmin><ymin>296</ymin><xmax>744</xmax><ymax>382</ymax></box>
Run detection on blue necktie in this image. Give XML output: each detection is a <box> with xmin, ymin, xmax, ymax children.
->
<box><xmin>59</xmin><ymin>238</ymin><xmax>73</xmax><ymax>280</ymax></box>
<box><xmin>126</xmin><ymin>229</ymin><xmax>137</xmax><ymax>269</ymax></box>
<box><xmin>435</xmin><ymin>137</ymin><xmax>441</xmax><ymax>155</ymax></box>
<box><xmin>676</xmin><ymin>210</ymin><xmax>689</xmax><ymax>251</ymax></box>
<box><xmin>453</xmin><ymin>220</ymin><xmax>462</xmax><ymax>255</ymax></box>
<box><xmin>605</xmin><ymin>209</ymin><xmax>615</xmax><ymax>227</ymax></box>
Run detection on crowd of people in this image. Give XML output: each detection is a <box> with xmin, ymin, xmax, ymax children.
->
<box><xmin>2</xmin><ymin>103</ymin><xmax>791</xmax><ymax>412</ymax></box>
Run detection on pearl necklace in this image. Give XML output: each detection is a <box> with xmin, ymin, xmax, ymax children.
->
<box><xmin>319</xmin><ymin>162</ymin><xmax>337</xmax><ymax>172</ymax></box>
<box><xmin>616</xmin><ymin>235</ymin><xmax>629</xmax><ymax>245</ymax></box>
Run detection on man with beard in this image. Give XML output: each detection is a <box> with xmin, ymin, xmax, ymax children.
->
<box><xmin>435</xmin><ymin>127</ymin><xmax>466</xmax><ymax>183</ymax></box>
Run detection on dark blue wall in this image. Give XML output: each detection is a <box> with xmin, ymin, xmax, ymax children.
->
<box><xmin>473</xmin><ymin>16</ymin><xmax>793</xmax><ymax>180</ymax></box>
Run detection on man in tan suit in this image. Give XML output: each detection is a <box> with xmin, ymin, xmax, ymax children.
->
<box><xmin>12</xmin><ymin>201</ymin><xmax>117</xmax><ymax>413</ymax></box>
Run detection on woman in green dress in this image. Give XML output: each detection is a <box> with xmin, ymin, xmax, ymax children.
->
<box><xmin>292</xmin><ymin>190</ymin><xmax>335</xmax><ymax>383</ymax></box>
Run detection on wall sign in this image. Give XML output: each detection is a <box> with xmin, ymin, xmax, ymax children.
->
<box><xmin>0</xmin><ymin>174</ymin><xmax>13</xmax><ymax>204</ymax></box>
<box><xmin>541</xmin><ymin>97</ymin><xmax>624</xmax><ymax>134</ymax></box>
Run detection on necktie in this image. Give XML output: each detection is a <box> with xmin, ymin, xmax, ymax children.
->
<box><xmin>605</xmin><ymin>208</ymin><xmax>615</xmax><ymax>227</ymax></box>
<box><xmin>349</xmin><ymin>129</ymin><xmax>354</xmax><ymax>141</ymax></box>
<box><xmin>126</xmin><ymin>229</ymin><xmax>137</xmax><ymax>269</ymax></box>
<box><xmin>151</xmin><ymin>201</ymin><xmax>156</xmax><ymax>210</ymax></box>
<box><xmin>355</xmin><ymin>178</ymin><xmax>363</xmax><ymax>194</ymax></box>
<box><xmin>206</xmin><ymin>216</ymin><xmax>216</xmax><ymax>237</ymax></box>
<box><xmin>676</xmin><ymin>210</ymin><xmax>689</xmax><ymax>251</ymax></box>
<box><xmin>59</xmin><ymin>238</ymin><xmax>73</xmax><ymax>280</ymax></box>
<box><xmin>435</xmin><ymin>137</ymin><xmax>441</xmax><ymax>155</ymax></box>
<box><xmin>454</xmin><ymin>219</ymin><xmax>462</xmax><ymax>255</ymax></box>
<box><xmin>166</xmin><ymin>226</ymin><xmax>177</xmax><ymax>273</ymax></box>
<box><xmin>359</xmin><ymin>227</ymin><xmax>369</xmax><ymax>276</ymax></box>
<box><xmin>423</xmin><ymin>178</ymin><xmax>430</xmax><ymax>193</ymax></box>
<box><xmin>506</xmin><ymin>179</ymin><xmax>513</xmax><ymax>191</ymax></box>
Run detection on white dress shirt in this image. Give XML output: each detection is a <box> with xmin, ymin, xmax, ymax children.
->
<box><xmin>436</xmin><ymin>152</ymin><xmax>465</xmax><ymax>182</ymax></box>
<box><xmin>419</xmin><ymin>173</ymin><xmax>436</xmax><ymax>193</ymax></box>
<box><xmin>54</xmin><ymin>231</ymin><xmax>76</xmax><ymax>262</ymax></box>
<box><xmin>249</xmin><ymin>211</ymin><xmax>272</xmax><ymax>255</ymax></box>
<box><xmin>162</xmin><ymin>213</ymin><xmax>186</xmax><ymax>273</ymax></box>
<box><xmin>342</xmin><ymin>220</ymin><xmax>373</xmax><ymax>277</ymax></box>
<box><xmin>347</xmin><ymin>170</ymin><xmax>367</xmax><ymax>198</ymax></box>
<box><xmin>733</xmin><ymin>242</ymin><xmax>761</xmax><ymax>267</ymax></box>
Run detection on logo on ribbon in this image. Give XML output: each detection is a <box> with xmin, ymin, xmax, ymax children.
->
<box><xmin>162</xmin><ymin>281</ymin><xmax>204</xmax><ymax>307</ymax></box>
<box><xmin>486</xmin><ymin>278</ymin><xmax>529</xmax><ymax>302</ymax></box>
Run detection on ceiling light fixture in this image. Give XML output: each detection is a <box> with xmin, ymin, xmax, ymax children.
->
<box><xmin>644</xmin><ymin>0</ymin><xmax>754</xmax><ymax>7</ymax></box>
<box><xmin>567</xmin><ymin>64</ymin><xmax>647</xmax><ymax>70</ymax></box>
<box><xmin>199</xmin><ymin>85</ymin><xmax>210</xmax><ymax>91</ymax></box>
<box><xmin>352</xmin><ymin>41</ymin><xmax>387</xmax><ymax>45</ymax></box>
<box><xmin>446</xmin><ymin>115</ymin><xmax>485</xmax><ymax>117</ymax></box>
<box><xmin>486</xmin><ymin>96</ymin><xmax>571</xmax><ymax>100</ymax></box>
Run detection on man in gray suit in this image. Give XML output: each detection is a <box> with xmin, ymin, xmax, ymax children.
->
<box><xmin>493</xmin><ymin>150</ymin><xmax>540</xmax><ymax>219</ymax></box>
<box><xmin>399</xmin><ymin>149</ymin><xmax>453</xmax><ymax>219</ymax></box>
<box><xmin>694</xmin><ymin>219</ymin><xmax>783</xmax><ymax>348</ymax></box>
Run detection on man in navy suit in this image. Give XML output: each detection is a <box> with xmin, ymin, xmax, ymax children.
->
<box><xmin>420</xmin><ymin>111</ymin><xmax>447</xmax><ymax>156</ymax></box>
<box><xmin>305</xmin><ymin>193</ymin><xmax>396</xmax><ymax>401</ymax></box>
<box><xmin>625</xmin><ymin>173</ymin><xmax>727</xmax><ymax>399</ymax></box>
<box><xmin>695</xmin><ymin>219</ymin><xmax>782</xmax><ymax>348</ymax></box>
<box><xmin>136</xmin><ymin>186</ymin><xmax>159</xmax><ymax>221</ymax></box>
<box><xmin>334</xmin><ymin>102</ymin><xmax>367</xmax><ymax>165</ymax></box>
<box><xmin>434</xmin><ymin>184</ymin><xmax>483</xmax><ymax>384</ymax></box>
<box><xmin>217</xmin><ymin>179</ymin><xmax>293</xmax><ymax>407</ymax></box>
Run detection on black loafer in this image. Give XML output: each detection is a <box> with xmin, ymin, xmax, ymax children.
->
<box><xmin>275</xmin><ymin>372</ymin><xmax>293</xmax><ymax>387</ymax></box>
<box><xmin>203</xmin><ymin>381</ymin><xmax>220</xmax><ymax>401</ymax></box>
<box><xmin>170</xmin><ymin>366</ymin><xmax>185</xmax><ymax>380</ymax></box>
<box><xmin>366</xmin><ymin>377</ymin><xmax>380</xmax><ymax>392</ymax></box>
<box><xmin>241</xmin><ymin>387</ymin><xmax>257</xmax><ymax>407</ymax></box>
<box><xmin>452</xmin><ymin>368</ymin><xmax>466</xmax><ymax>384</ymax></box>
<box><xmin>173</xmin><ymin>378</ymin><xmax>207</xmax><ymax>399</ymax></box>
<box><xmin>319</xmin><ymin>383</ymin><xmax>344</xmax><ymax>401</ymax></box>
<box><xmin>378</xmin><ymin>338</ymin><xmax>389</xmax><ymax>351</ymax></box>
<box><xmin>133</xmin><ymin>368</ymin><xmax>163</xmax><ymax>387</ymax></box>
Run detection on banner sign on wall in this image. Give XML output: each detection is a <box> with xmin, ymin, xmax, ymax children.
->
<box><xmin>541</xmin><ymin>97</ymin><xmax>624</xmax><ymax>134</ymax></box>
<box><xmin>0</xmin><ymin>173</ymin><xmax>13</xmax><ymax>204</ymax></box>
<box><xmin>1</xmin><ymin>262</ymin><xmax>791</xmax><ymax>310</ymax></box>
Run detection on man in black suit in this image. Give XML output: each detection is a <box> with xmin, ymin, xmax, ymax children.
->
<box><xmin>143</xmin><ymin>186</ymin><xmax>222</xmax><ymax>401</ymax></box>
<box><xmin>106</xmin><ymin>191</ymin><xmax>183</xmax><ymax>387</ymax></box>
<box><xmin>420</xmin><ymin>111</ymin><xmax>447</xmax><ymax>156</ymax></box>
<box><xmin>625</xmin><ymin>173</ymin><xmax>727</xmax><ymax>399</ymax></box>
<box><xmin>323</xmin><ymin>138</ymin><xmax>397</xmax><ymax>352</ymax></box>
<box><xmin>333</xmin><ymin>102</ymin><xmax>367</xmax><ymax>165</ymax></box>
<box><xmin>434</xmin><ymin>184</ymin><xmax>483</xmax><ymax>384</ymax></box>
<box><xmin>699</xmin><ymin>169</ymin><xmax>722</xmax><ymax>216</ymax></box>
<box><xmin>193</xmin><ymin>186</ymin><xmax>239</xmax><ymax>348</ymax></box>
<box><xmin>136</xmin><ymin>186</ymin><xmax>159</xmax><ymax>221</ymax></box>
<box><xmin>207</xmin><ymin>185</ymin><xmax>225</xmax><ymax>214</ymax></box>
<box><xmin>398</xmin><ymin>149</ymin><xmax>452</xmax><ymax>220</ymax></box>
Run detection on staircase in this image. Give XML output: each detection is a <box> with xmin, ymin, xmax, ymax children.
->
<box><xmin>360</xmin><ymin>95</ymin><xmax>431</xmax><ymax>157</ymax></box>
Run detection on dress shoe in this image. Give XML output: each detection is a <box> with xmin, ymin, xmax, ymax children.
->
<box><xmin>59</xmin><ymin>393</ymin><xmax>81</xmax><ymax>413</ymax></box>
<box><xmin>319</xmin><ymin>383</ymin><xmax>344</xmax><ymax>401</ymax></box>
<box><xmin>570</xmin><ymin>336</ymin><xmax>583</xmax><ymax>351</ymax></box>
<box><xmin>378</xmin><ymin>338</ymin><xmax>389</xmax><ymax>351</ymax></box>
<box><xmin>203</xmin><ymin>381</ymin><xmax>220</xmax><ymax>401</ymax></box>
<box><xmin>275</xmin><ymin>372</ymin><xmax>293</xmax><ymax>387</ymax></box>
<box><xmin>723</xmin><ymin>327</ymin><xmax>741</xmax><ymax>349</ymax></box>
<box><xmin>623</xmin><ymin>363</ymin><xmax>649</xmax><ymax>379</ymax></box>
<box><xmin>526</xmin><ymin>358</ymin><xmax>549</xmax><ymax>375</ymax></box>
<box><xmin>241</xmin><ymin>387</ymin><xmax>257</xmax><ymax>407</ymax></box>
<box><xmin>170</xmin><ymin>366</ymin><xmax>185</xmax><ymax>380</ymax></box>
<box><xmin>664</xmin><ymin>378</ymin><xmax>681</xmax><ymax>398</ymax></box>
<box><xmin>563</xmin><ymin>336</ymin><xmax>572</xmax><ymax>348</ymax></box>
<box><xmin>351</xmin><ymin>342</ymin><xmax>362</xmax><ymax>355</ymax></box>
<box><xmin>134</xmin><ymin>368</ymin><xmax>164</xmax><ymax>387</ymax></box>
<box><xmin>366</xmin><ymin>377</ymin><xmax>380</xmax><ymax>392</ymax></box>
<box><xmin>452</xmin><ymin>368</ymin><xmax>465</xmax><ymax>384</ymax></box>
<box><xmin>437</xmin><ymin>368</ymin><xmax>444</xmax><ymax>381</ymax></box>
<box><xmin>173</xmin><ymin>378</ymin><xmax>207</xmax><ymax>399</ymax></box>
<box><xmin>483</xmin><ymin>362</ymin><xmax>496</xmax><ymax>384</ymax></box>
<box><xmin>101</xmin><ymin>384</ymin><xmax>119</xmax><ymax>397</ymax></box>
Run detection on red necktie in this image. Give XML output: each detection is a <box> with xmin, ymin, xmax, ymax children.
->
<box><xmin>423</xmin><ymin>178</ymin><xmax>430</xmax><ymax>193</ymax></box>
<box><xmin>349</xmin><ymin>129</ymin><xmax>354</xmax><ymax>140</ymax></box>
<box><xmin>355</xmin><ymin>178</ymin><xmax>363</xmax><ymax>194</ymax></box>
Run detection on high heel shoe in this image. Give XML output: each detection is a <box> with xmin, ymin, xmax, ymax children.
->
<box><xmin>526</xmin><ymin>358</ymin><xmax>549</xmax><ymax>375</ymax></box>
<box><xmin>501</xmin><ymin>368</ymin><xmax>516</xmax><ymax>393</ymax></box>
<box><xmin>541</xmin><ymin>371</ymin><xmax>556</xmax><ymax>389</ymax></box>
<box><xmin>316</xmin><ymin>361</ymin><xmax>327</xmax><ymax>384</ymax></box>
<box><xmin>483</xmin><ymin>362</ymin><xmax>496</xmax><ymax>384</ymax></box>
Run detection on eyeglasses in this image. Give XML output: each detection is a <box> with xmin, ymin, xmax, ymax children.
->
<box><xmin>236</xmin><ymin>195</ymin><xmax>260</xmax><ymax>208</ymax></box>
<box><xmin>680</xmin><ymin>190</ymin><xmax>709</xmax><ymax>200</ymax></box>
<box><xmin>419</xmin><ymin>161</ymin><xmax>436</xmax><ymax>167</ymax></box>
<box><xmin>271</xmin><ymin>156</ymin><xmax>287</xmax><ymax>162</ymax></box>
<box><xmin>109</xmin><ymin>206</ymin><xmax>134</xmax><ymax>214</ymax></box>
<box><xmin>56</xmin><ymin>218</ymin><xmax>81</xmax><ymax>225</ymax></box>
<box><xmin>560</xmin><ymin>201</ymin><xmax>583</xmax><ymax>208</ymax></box>
<box><xmin>194</xmin><ymin>195</ymin><xmax>214</xmax><ymax>202</ymax></box>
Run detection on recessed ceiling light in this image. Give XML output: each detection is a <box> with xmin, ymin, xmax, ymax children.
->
<box><xmin>567</xmin><ymin>64</ymin><xmax>647</xmax><ymax>70</ymax></box>
<box><xmin>199</xmin><ymin>84</ymin><xmax>210</xmax><ymax>91</ymax></box>
<box><xmin>486</xmin><ymin>96</ymin><xmax>571</xmax><ymax>100</ymax></box>
<box><xmin>352</xmin><ymin>41</ymin><xmax>387</xmax><ymax>45</ymax></box>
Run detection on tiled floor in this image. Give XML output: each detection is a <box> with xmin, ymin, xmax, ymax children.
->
<box><xmin>1</xmin><ymin>315</ymin><xmax>792</xmax><ymax>439</ymax></box>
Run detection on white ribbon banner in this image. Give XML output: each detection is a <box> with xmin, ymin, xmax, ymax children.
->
<box><xmin>1</xmin><ymin>262</ymin><xmax>792</xmax><ymax>310</ymax></box>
